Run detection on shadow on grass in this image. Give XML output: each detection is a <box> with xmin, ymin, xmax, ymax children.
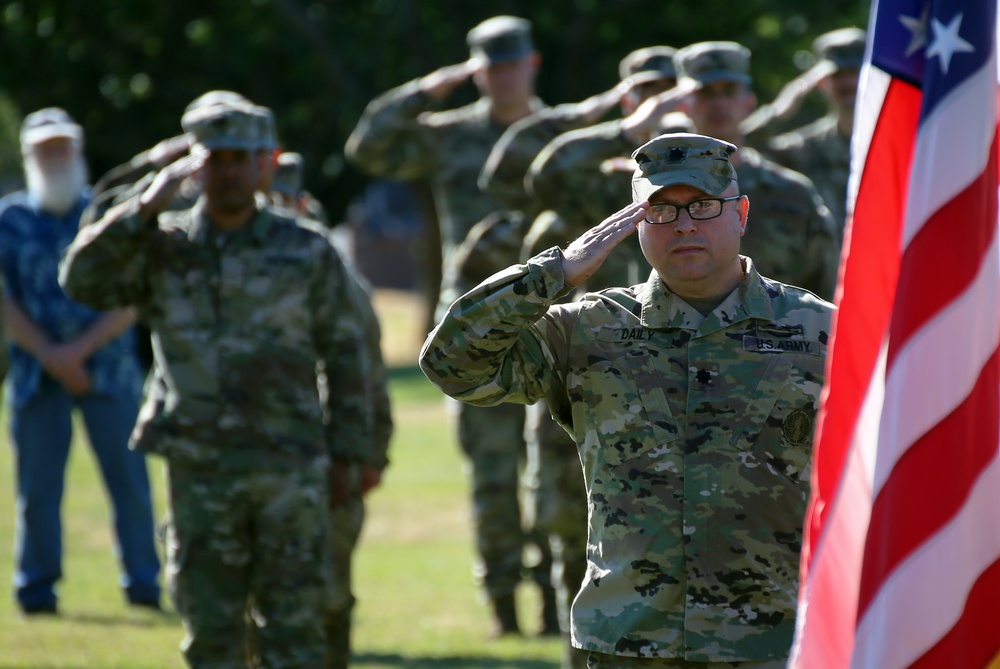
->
<box><xmin>57</xmin><ymin>609</ymin><xmax>182</xmax><ymax>628</ymax></box>
<box><xmin>353</xmin><ymin>652</ymin><xmax>559</xmax><ymax>668</ymax></box>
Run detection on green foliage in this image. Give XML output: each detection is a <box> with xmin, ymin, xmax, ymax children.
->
<box><xmin>0</xmin><ymin>0</ymin><xmax>869</xmax><ymax>221</ymax></box>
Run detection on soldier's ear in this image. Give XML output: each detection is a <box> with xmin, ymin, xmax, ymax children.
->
<box><xmin>738</xmin><ymin>195</ymin><xmax>749</xmax><ymax>232</ymax></box>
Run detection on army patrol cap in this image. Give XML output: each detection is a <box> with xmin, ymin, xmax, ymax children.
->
<box><xmin>467</xmin><ymin>16</ymin><xmax>534</xmax><ymax>64</ymax></box>
<box><xmin>813</xmin><ymin>27</ymin><xmax>866</xmax><ymax>72</ymax></box>
<box><xmin>183</xmin><ymin>90</ymin><xmax>249</xmax><ymax>115</ymax></box>
<box><xmin>619</xmin><ymin>46</ymin><xmax>677</xmax><ymax>85</ymax></box>
<box><xmin>181</xmin><ymin>101</ymin><xmax>260</xmax><ymax>152</ymax></box>
<box><xmin>630</xmin><ymin>133</ymin><xmax>737</xmax><ymax>203</ymax></box>
<box><xmin>271</xmin><ymin>152</ymin><xmax>304</xmax><ymax>197</ymax></box>
<box><xmin>20</xmin><ymin>107</ymin><xmax>83</xmax><ymax>148</ymax></box>
<box><xmin>676</xmin><ymin>41</ymin><xmax>752</xmax><ymax>87</ymax></box>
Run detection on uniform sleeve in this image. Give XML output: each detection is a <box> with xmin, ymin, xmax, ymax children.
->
<box><xmin>479</xmin><ymin>104</ymin><xmax>599</xmax><ymax>211</ymax></box>
<box><xmin>527</xmin><ymin>120</ymin><xmax>630</xmax><ymax>210</ymax></box>
<box><xmin>449</xmin><ymin>211</ymin><xmax>527</xmax><ymax>296</ymax></box>
<box><xmin>419</xmin><ymin>247</ymin><xmax>572</xmax><ymax>408</ymax></box>
<box><xmin>344</xmin><ymin>266</ymin><xmax>393</xmax><ymax>469</ymax></box>
<box><xmin>311</xmin><ymin>240</ymin><xmax>375</xmax><ymax>462</ymax></box>
<box><xmin>344</xmin><ymin>79</ymin><xmax>439</xmax><ymax>181</ymax></box>
<box><xmin>59</xmin><ymin>197</ymin><xmax>154</xmax><ymax>310</ymax></box>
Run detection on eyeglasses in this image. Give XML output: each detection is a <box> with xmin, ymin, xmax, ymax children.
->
<box><xmin>644</xmin><ymin>195</ymin><xmax>744</xmax><ymax>225</ymax></box>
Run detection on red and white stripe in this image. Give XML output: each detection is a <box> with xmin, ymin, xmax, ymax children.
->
<box><xmin>789</xmin><ymin>8</ymin><xmax>1000</xmax><ymax>669</ymax></box>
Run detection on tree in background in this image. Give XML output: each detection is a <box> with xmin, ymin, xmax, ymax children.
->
<box><xmin>0</xmin><ymin>0</ymin><xmax>868</xmax><ymax>223</ymax></box>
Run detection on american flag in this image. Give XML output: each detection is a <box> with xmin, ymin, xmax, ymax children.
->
<box><xmin>788</xmin><ymin>1</ymin><xmax>1000</xmax><ymax>668</ymax></box>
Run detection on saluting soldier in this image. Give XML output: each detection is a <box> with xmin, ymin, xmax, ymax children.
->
<box><xmin>420</xmin><ymin>132</ymin><xmax>834</xmax><ymax>669</ymax></box>
<box><xmin>60</xmin><ymin>101</ymin><xmax>372</xmax><ymax>669</ymax></box>
<box><xmin>346</xmin><ymin>15</ymin><xmax>558</xmax><ymax>637</ymax></box>
<box><xmin>765</xmin><ymin>28</ymin><xmax>866</xmax><ymax>237</ymax></box>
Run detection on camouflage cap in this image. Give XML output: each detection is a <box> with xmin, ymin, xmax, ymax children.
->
<box><xmin>675</xmin><ymin>41</ymin><xmax>752</xmax><ymax>87</ymax></box>
<box><xmin>271</xmin><ymin>152</ymin><xmax>304</xmax><ymax>196</ymax></box>
<box><xmin>180</xmin><ymin>101</ymin><xmax>260</xmax><ymax>152</ymax></box>
<box><xmin>658</xmin><ymin>111</ymin><xmax>695</xmax><ymax>134</ymax></box>
<box><xmin>467</xmin><ymin>15</ymin><xmax>534</xmax><ymax>64</ymax></box>
<box><xmin>20</xmin><ymin>107</ymin><xmax>83</xmax><ymax>147</ymax></box>
<box><xmin>251</xmin><ymin>105</ymin><xmax>278</xmax><ymax>151</ymax></box>
<box><xmin>630</xmin><ymin>132</ymin><xmax>737</xmax><ymax>203</ymax></box>
<box><xmin>183</xmin><ymin>90</ymin><xmax>249</xmax><ymax>115</ymax></box>
<box><xmin>813</xmin><ymin>27</ymin><xmax>866</xmax><ymax>71</ymax></box>
<box><xmin>619</xmin><ymin>46</ymin><xmax>677</xmax><ymax>85</ymax></box>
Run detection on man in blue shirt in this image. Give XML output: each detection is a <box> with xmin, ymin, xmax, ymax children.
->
<box><xmin>0</xmin><ymin>108</ymin><xmax>160</xmax><ymax>615</ymax></box>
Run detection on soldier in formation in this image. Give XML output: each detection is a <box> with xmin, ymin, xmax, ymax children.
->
<box><xmin>420</xmin><ymin>132</ymin><xmax>834</xmax><ymax>669</ymax></box>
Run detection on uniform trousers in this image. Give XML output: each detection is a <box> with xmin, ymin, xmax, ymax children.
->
<box><xmin>525</xmin><ymin>401</ymin><xmax>590</xmax><ymax>668</ymax></box>
<box><xmin>325</xmin><ymin>468</ymin><xmax>365</xmax><ymax>669</ymax></box>
<box><xmin>167</xmin><ymin>464</ymin><xmax>330</xmax><ymax>669</ymax></box>
<box><xmin>454</xmin><ymin>401</ymin><xmax>553</xmax><ymax>599</ymax></box>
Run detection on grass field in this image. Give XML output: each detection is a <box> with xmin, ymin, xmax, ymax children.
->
<box><xmin>0</xmin><ymin>290</ymin><xmax>564</xmax><ymax>669</ymax></box>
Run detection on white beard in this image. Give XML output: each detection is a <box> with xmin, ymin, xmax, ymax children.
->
<box><xmin>25</xmin><ymin>154</ymin><xmax>88</xmax><ymax>216</ymax></box>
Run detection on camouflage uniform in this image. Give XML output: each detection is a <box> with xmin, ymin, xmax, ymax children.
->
<box><xmin>60</xmin><ymin>104</ymin><xmax>372</xmax><ymax>669</ymax></box>
<box><xmin>766</xmin><ymin>117</ymin><xmax>849</xmax><ymax>237</ymax></box>
<box><xmin>419</xmin><ymin>133</ymin><xmax>834</xmax><ymax>666</ymax></box>
<box><xmin>528</xmin><ymin>118</ymin><xmax>647</xmax><ymax>288</ymax></box>
<box><xmin>345</xmin><ymin>16</ymin><xmax>555</xmax><ymax>633</ymax></box>
<box><xmin>267</xmin><ymin>154</ymin><xmax>394</xmax><ymax>668</ymax></box>
<box><xmin>729</xmin><ymin>148</ymin><xmax>839</xmax><ymax>299</ymax></box>
<box><xmin>420</xmin><ymin>248</ymin><xmax>832</xmax><ymax>663</ymax></box>
<box><xmin>764</xmin><ymin>29</ymin><xmax>866</xmax><ymax>238</ymax></box>
<box><xmin>270</xmin><ymin>152</ymin><xmax>329</xmax><ymax>226</ymax></box>
<box><xmin>324</xmin><ymin>270</ymin><xmax>392</xmax><ymax>669</ymax></box>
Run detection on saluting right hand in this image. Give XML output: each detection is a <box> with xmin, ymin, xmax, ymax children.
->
<box><xmin>137</xmin><ymin>148</ymin><xmax>206</xmax><ymax>223</ymax></box>
<box><xmin>148</xmin><ymin>134</ymin><xmax>192</xmax><ymax>169</ymax></box>
<box><xmin>418</xmin><ymin>59</ymin><xmax>480</xmax><ymax>101</ymax></box>
<box><xmin>561</xmin><ymin>202</ymin><xmax>649</xmax><ymax>287</ymax></box>
<box><xmin>620</xmin><ymin>79</ymin><xmax>697</xmax><ymax>144</ymax></box>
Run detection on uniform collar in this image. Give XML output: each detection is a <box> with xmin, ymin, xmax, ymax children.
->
<box><xmin>638</xmin><ymin>256</ymin><xmax>775</xmax><ymax>333</ymax></box>
<box><xmin>188</xmin><ymin>197</ymin><xmax>273</xmax><ymax>245</ymax></box>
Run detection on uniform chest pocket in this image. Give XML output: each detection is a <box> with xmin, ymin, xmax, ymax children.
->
<box><xmin>227</xmin><ymin>253</ymin><xmax>311</xmax><ymax>323</ymax></box>
<box><xmin>573</xmin><ymin>338</ymin><xmax>681</xmax><ymax>469</ymax></box>
<box><xmin>729</xmin><ymin>354</ymin><xmax>816</xmax><ymax>486</ymax></box>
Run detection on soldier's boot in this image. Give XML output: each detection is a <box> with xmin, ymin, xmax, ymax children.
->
<box><xmin>539</xmin><ymin>583</ymin><xmax>561</xmax><ymax>636</ymax></box>
<box><xmin>488</xmin><ymin>592</ymin><xmax>520</xmax><ymax>638</ymax></box>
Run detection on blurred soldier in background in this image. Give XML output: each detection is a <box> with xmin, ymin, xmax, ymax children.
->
<box><xmin>61</xmin><ymin>100</ymin><xmax>373</xmax><ymax>668</ymax></box>
<box><xmin>87</xmin><ymin>90</ymin><xmax>253</xmax><ymax>226</ymax></box>
<box><xmin>525</xmin><ymin>46</ymin><xmax>694</xmax><ymax>287</ymax></box>
<box><xmin>270</xmin><ymin>152</ymin><xmax>329</xmax><ymax>225</ymax></box>
<box><xmin>763</xmin><ymin>28</ymin><xmax>866</xmax><ymax>237</ymax></box>
<box><xmin>346</xmin><ymin>15</ymin><xmax>558</xmax><ymax>637</ymax></box>
<box><xmin>267</xmin><ymin>147</ymin><xmax>394</xmax><ymax>669</ymax></box>
<box><xmin>0</xmin><ymin>107</ymin><xmax>160</xmax><ymax>616</ymax></box>
<box><xmin>673</xmin><ymin>41</ymin><xmax>840</xmax><ymax>300</ymax></box>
